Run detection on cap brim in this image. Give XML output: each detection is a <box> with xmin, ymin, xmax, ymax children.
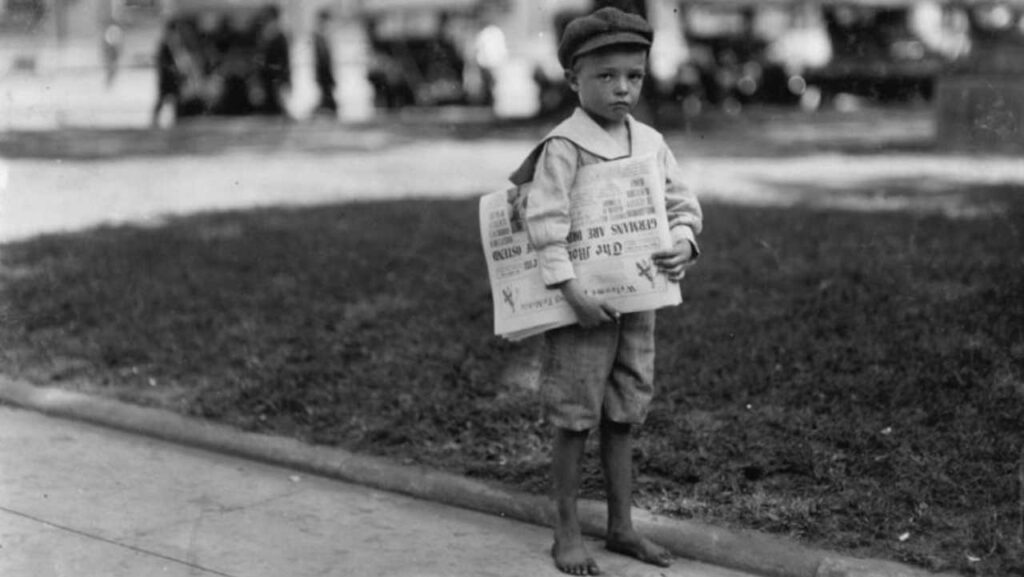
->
<box><xmin>572</xmin><ymin>32</ymin><xmax>651</xmax><ymax>64</ymax></box>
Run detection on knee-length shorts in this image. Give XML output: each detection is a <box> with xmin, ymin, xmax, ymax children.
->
<box><xmin>539</xmin><ymin>311</ymin><xmax>656</xmax><ymax>431</ymax></box>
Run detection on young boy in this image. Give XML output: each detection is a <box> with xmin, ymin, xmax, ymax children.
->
<box><xmin>508</xmin><ymin>7</ymin><xmax>703</xmax><ymax>576</ymax></box>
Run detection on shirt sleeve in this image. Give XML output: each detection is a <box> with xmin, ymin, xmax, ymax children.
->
<box><xmin>524</xmin><ymin>138</ymin><xmax>578</xmax><ymax>287</ymax></box>
<box><xmin>660</xmin><ymin>141</ymin><xmax>703</xmax><ymax>255</ymax></box>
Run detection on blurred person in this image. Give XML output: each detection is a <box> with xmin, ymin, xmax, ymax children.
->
<box><xmin>472</xmin><ymin>23</ymin><xmax>507</xmax><ymax>106</ymax></box>
<box><xmin>209</xmin><ymin>13</ymin><xmax>259</xmax><ymax>116</ymax></box>
<box><xmin>192</xmin><ymin>13</ymin><xmax>226</xmax><ymax>111</ymax></box>
<box><xmin>313</xmin><ymin>8</ymin><xmax>338</xmax><ymax>116</ymax></box>
<box><xmin>256</xmin><ymin>5</ymin><xmax>292</xmax><ymax>116</ymax></box>
<box><xmin>506</xmin><ymin>7</ymin><xmax>701</xmax><ymax>575</ymax></box>
<box><xmin>441</xmin><ymin>13</ymin><xmax>482</xmax><ymax>103</ymax></box>
<box><xmin>152</xmin><ymin>21</ymin><xmax>181</xmax><ymax>126</ymax></box>
<box><xmin>102</xmin><ymin>21</ymin><xmax>124</xmax><ymax>88</ymax></box>
<box><xmin>364</xmin><ymin>16</ymin><xmax>417</xmax><ymax>109</ymax></box>
<box><xmin>910</xmin><ymin>1</ymin><xmax>970</xmax><ymax>60</ymax></box>
<box><xmin>152</xmin><ymin>20</ymin><xmax>205</xmax><ymax>126</ymax></box>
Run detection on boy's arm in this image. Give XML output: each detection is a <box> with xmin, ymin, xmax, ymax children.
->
<box><xmin>524</xmin><ymin>138</ymin><xmax>617</xmax><ymax>327</ymax></box>
<box><xmin>524</xmin><ymin>138</ymin><xmax>579</xmax><ymax>287</ymax></box>
<box><xmin>653</xmin><ymin>142</ymin><xmax>703</xmax><ymax>282</ymax></box>
<box><xmin>659</xmin><ymin>142</ymin><xmax>703</xmax><ymax>258</ymax></box>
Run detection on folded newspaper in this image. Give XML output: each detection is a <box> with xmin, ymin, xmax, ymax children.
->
<box><xmin>480</xmin><ymin>154</ymin><xmax>681</xmax><ymax>341</ymax></box>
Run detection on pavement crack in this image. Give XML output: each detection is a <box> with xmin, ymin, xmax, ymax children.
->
<box><xmin>219</xmin><ymin>485</ymin><xmax>308</xmax><ymax>514</ymax></box>
<box><xmin>0</xmin><ymin>504</ymin><xmax>241</xmax><ymax>577</ymax></box>
<box><xmin>116</xmin><ymin>486</ymin><xmax>306</xmax><ymax>542</ymax></box>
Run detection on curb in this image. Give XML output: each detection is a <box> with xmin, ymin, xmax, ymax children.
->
<box><xmin>0</xmin><ymin>378</ymin><xmax>955</xmax><ymax>577</ymax></box>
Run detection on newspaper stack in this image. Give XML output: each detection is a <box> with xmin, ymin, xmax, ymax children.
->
<box><xmin>479</xmin><ymin>154</ymin><xmax>681</xmax><ymax>341</ymax></box>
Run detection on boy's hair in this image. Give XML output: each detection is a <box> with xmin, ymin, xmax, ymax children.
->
<box><xmin>569</xmin><ymin>43</ymin><xmax>648</xmax><ymax>74</ymax></box>
<box><xmin>558</xmin><ymin>7</ymin><xmax>653</xmax><ymax>70</ymax></box>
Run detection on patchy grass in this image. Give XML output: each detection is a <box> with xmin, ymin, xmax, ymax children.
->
<box><xmin>1</xmin><ymin>188</ymin><xmax>1022</xmax><ymax>576</ymax></box>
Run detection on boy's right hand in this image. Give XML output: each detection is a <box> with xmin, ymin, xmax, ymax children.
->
<box><xmin>559</xmin><ymin>279</ymin><xmax>619</xmax><ymax>328</ymax></box>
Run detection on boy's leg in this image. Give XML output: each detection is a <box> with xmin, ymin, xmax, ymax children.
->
<box><xmin>551</xmin><ymin>427</ymin><xmax>600</xmax><ymax>576</ymax></box>
<box><xmin>600</xmin><ymin>419</ymin><xmax>672</xmax><ymax>567</ymax></box>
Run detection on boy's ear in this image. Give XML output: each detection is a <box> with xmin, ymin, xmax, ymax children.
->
<box><xmin>564</xmin><ymin>68</ymin><xmax>580</xmax><ymax>93</ymax></box>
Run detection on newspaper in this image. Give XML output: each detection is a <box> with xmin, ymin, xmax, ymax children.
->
<box><xmin>480</xmin><ymin>154</ymin><xmax>681</xmax><ymax>341</ymax></box>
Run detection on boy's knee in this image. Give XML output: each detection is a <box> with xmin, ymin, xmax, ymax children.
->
<box><xmin>555</xmin><ymin>426</ymin><xmax>591</xmax><ymax>440</ymax></box>
<box><xmin>600</xmin><ymin>418</ymin><xmax>632</xmax><ymax>435</ymax></box>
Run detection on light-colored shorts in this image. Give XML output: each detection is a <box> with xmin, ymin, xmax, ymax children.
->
<box><xmin>539</xmin><ymin>311</ymin><xmax>656</xmax><ymax>431</ymax></box>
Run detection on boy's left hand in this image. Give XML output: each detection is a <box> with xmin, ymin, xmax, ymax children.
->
<box><xmin>652</xmin><ymin>241</ymin><xmax>697</xmax><ymax>282</ymax></box>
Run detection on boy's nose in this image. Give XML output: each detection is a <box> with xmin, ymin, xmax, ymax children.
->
<box><xmin>613</xmin><ymin>78</ymin><xmax>629</xmax><ymax>94</ymax></box>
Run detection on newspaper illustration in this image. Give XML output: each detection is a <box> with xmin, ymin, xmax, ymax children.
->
<box><xmin>480</xmin><ymin>154</ymin><xmax>681</xmax><ymax>341</ymax></box>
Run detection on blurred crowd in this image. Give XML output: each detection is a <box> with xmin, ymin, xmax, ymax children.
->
<box><xmin>133</xmin><ymin>0</ymin><xmax>1024</xmax><ymax>125</ymax></box>
<box><xmin>151</xmin><ymin>4</ymin><xmax>307</xmax><ymax>124</ymax></box>
<box><xmin>360</xmin><ymin>0</ymin><xmax>1024</xmax><ymax>120</ymax></box>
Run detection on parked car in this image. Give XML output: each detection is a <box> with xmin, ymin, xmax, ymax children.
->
<box><xmin>678</xmin><ymin>1</ymin><xmax>831</xmax><ymax>109</ymax></box>
<box><xmin>161</xmin><ymin>3</ymin><xmax>282</xmax><ymax>118</ymax></box>
<box><xmin>802</xmin><ymin>1</ymin><xmax>969</xmax><ymax>104</ymax></box>
<box><xmin>363</xmin><ymin>10</ymin><xmax>469</xmax><ymax>108</ymax></box>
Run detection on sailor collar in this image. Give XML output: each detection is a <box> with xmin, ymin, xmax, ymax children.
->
<box><xmin>509</xmin><ymin>108</ymin><xmax>662</xmax><ymax>186</ymax></box>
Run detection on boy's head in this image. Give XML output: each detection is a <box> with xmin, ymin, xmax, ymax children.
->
<box><xmin>559</xmin><ymin>8</ymin><xmax>652</xmax><ymax>125</ymax></box>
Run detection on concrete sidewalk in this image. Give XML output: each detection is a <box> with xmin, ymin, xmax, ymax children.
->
<box><xmin>0</xmin><ymin>405</ymin><xmax>758</xmax><ymax>577</ymax></box>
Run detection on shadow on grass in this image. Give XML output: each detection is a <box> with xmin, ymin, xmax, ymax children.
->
<box><xmin>747</xmin><ymin>176</ymin><xmax>1024</xmax><ymax>218</ymax></box>
<box><xmin>0</xmin><ymin>121</ymin><xmax>405</xmax><ymax>161</ymax></box>
<box><xmin>1</xmin><ymin>185</ymin><xmax>1021</xmax><ymax>576</ymax></box>
<box><xmin>0</xmin><ymin>106</ymin><xmax>939</xmax><ymax>161</ymax></box>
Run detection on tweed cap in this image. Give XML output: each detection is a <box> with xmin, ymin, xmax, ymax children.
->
<box><xmin>558</xmin><ymin>7</ymin><xmax>653</xmax><ymax>69</ymax></box>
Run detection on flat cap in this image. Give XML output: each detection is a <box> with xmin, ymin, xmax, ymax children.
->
<box><xmin>558</xmin><ymin>7</ymin><xmax>653</xmax><ymax>69</ymax></box>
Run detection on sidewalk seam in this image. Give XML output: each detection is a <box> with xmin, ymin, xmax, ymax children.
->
<box><xmin>0</xmin><ymin>504</ymin><xmax>240</xmax><ymax>577</ymax></box>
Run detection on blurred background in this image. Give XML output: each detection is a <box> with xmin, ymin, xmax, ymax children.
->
<box><xmin>0</xmin><ymin>0</ymin><xmax>1022</xmax><ymax>150</ymax></box>
<box><xmin>2</xmin><ymin>5</ymin><xmax>1023</xmax><ymax>575</ymax></box>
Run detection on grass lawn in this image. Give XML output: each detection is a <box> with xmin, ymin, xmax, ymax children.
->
<box><xmin>1</xmin><ymin>182</ymin><xmax>1021</xmax><ymax>575</ymax></box>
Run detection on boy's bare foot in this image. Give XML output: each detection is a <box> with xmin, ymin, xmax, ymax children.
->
<box><xmin>606</xmin><ymin>530</ymin><xmax>672</xmax><ymax>568</ymax></box>
<box><xmin>551</xmin><ymin>536</ymin><xmax>601</xmax><ymax>575</ymax></box>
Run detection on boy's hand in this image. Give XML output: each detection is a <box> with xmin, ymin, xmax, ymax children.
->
<box><xmin>652</xmin><ymin>241</ymin><xmax>697</xmax><ymax>283</ymax></box>
<box><xmin>559</xmin><ymin>279</ymin><xmax>619</xmax><ymax>328</ymax></box>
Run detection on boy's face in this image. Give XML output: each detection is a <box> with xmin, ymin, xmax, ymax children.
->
<box><xmin>567</xmin><ymin>48</ymin><xmax>646</xmax><ymax>126</ymax></box>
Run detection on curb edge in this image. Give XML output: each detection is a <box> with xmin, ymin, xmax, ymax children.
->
<box><xmin>0</xmin><ymin>378</ymin><xmax>957</xmax><ymax>577</ymax></box>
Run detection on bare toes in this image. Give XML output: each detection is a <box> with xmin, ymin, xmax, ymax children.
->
<box><xmin>552</xmin><ymin>541</ymin><xmax>599</xmax><ymax>576</ymax></box>
<box><xmin>606</xmin><ymin>534</ymin><xmax>672</xmax><ymax>568</ymax></box>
